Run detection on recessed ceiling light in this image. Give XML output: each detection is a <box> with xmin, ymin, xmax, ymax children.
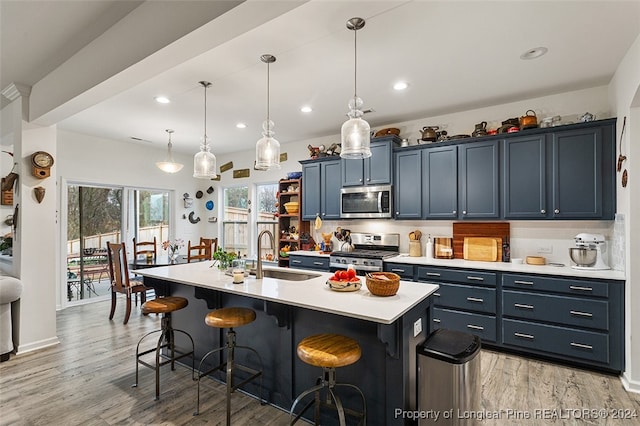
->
<box><xmin>520</xmin><ymin>47</ymin><xmax>548</xmax><ymax>60</ymax></box>
<box><xmin>236</xmin><ymin>123</ymin><xmax>247</xmax><ymax>129</ymax></box>
<box><xmin>300</xmin><ymin>106</ymin><xmax>313</xmax><ymax>113</ymax></box>
<box><xmin>155</xmin><ymin>96</ymin><xmax>170</xmax><ymax>104</ymax></box>
<box><xmin>393</xmin><ymin>81</ymin><xmax>408</xmax><ymax>91</ymax></box>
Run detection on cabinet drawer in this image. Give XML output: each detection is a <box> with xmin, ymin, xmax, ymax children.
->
<box><xmin>417</xmin><ymin>267</ymin><xmax>496</xmax><ymax>286</ymax></box>
<box><xmin>503</xmin><ymin>274</ymin><xmax>608</xmax><ymax>297</ymax></box>
<box><xmin>433</xmin><ymin>283</ymin><xmax>496</xmax><ymax>314</ymax></box>
<box><xmin>383</xmin><ymin>262</ymin><xmax>414</xmax><ymax>280</ymax></box>
<box><xmin>431</xmin><ymin>307</ymin><xmax>496</xmax><ymax>342</ymax></box>
<box><xmin>503</xmin><ymin>290</ymin><xmax>609</xmax><ymax>331</ymax></box>
<box><xmin>289</xmin><ymin>255</ymin><xmax>330</xmax><ymax>271</ymax></box>
<box><xmin>503</xmin><ymin>319</ymin><xmax>609</xmax><ymax>365</ymax></box>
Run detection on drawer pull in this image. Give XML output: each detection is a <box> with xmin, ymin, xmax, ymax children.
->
<box><xmin>291</xmin><ymin>260</ymin><xmax>302</xmax><ymax>264</ymax></box>
<box><xmin>570</xmin><ymin>310</ymin><xmax>593</xmax><ymax>318</ymax></box>
<box><xmin>514</xmin><ymin>280</ymin><xmax>534</xmax><ymax>285</ymax></box>
<box><xmin>466</xmin><ymin>297</ymin><xmax>484</xmax><ymax>303</ymax></box>
<box><xmin>433</xmin><ymin>293</ymin><xmax>441</xmax><ymax>297</ymax></box>
<box><xmin>312</xmin><ymin>262</ymin><xmax>324</xmax><ymax>266</ymax></box>
<box><xmin>514</xmin><ymin>332</ymin><xmax>534</xmax><ymax>340</ymax></box>
<box><xmin>466</xmin><ymin>276</ymin><xmax>484</xmax><ymax>281</ymax></box>
<box><xmin>426</xmin><ymin>272</ymin><xmax>441</xmax><ymax>277</ymax></box>
<box><xmin>391</xmin><ymin>268</ymin><xmax>405</xmax><ymax>273</ymax></box>
<box><xmin>433</xmin><ymin>318</ymin><xmax>441</xmax><ymax>323</ymax></box>
<box><xmin>514</xmin><ymin>303</ymin><xmax>534</xmax><ymax>310</ymax></box>
<box><xmin>467</xmin><ymin>324</ymin><xmax>484</xmax><ymax>331</ymax></box>
<box><xmin>569</xmin><ymin>285</ymin><xmax>593</xmax><ymax>292</ymax></box>
<box><xmin>570</xmin><ymin>342</ymin><xmax>593</xmax><ymax>350</ymax></box>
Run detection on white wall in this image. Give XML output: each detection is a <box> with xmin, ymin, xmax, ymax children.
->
<box><xmin>609</xmin><ymin>33</ymin><xmax>640</xmax><ymax>393</ymax></box>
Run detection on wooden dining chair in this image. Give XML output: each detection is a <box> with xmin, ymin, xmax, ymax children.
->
<box><xmin>106</xmin><ymin>241</ymin><xmax>150</xmax><ymax>324</ymax></box>
<box><xmin>133</xmin><ymin>236</ymin><xmax>157</xmax><ymax>261</ymax></box>
<box><xmin>198</xmin><ymin>237</ymin><xmax>218</xmax><ymax>260</ymax></box>
<box><xmin>187</xmin><ymin>240</ymin><xmax>210</xmax><ymax>263</ymax></box>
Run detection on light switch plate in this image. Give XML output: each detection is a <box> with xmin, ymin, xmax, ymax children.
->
<box><xmin>413</xmin><ymin>318</ymin><xmax>422</xmax><ymax>337</ymax></box>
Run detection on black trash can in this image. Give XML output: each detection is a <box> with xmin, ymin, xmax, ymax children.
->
<box><xmin>417</xmin><ymin>329</ymin><xmax>481</xmax><ymax>425</ymax></box>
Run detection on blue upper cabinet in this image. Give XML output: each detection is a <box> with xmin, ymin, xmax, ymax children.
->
<box><xmin>301</xmin><ymin>162</ymin><xmax>321</xmax><ymax>220</ymax></box>
<box><xmin>459</xmin><ymin>140</ymin><xmax>500</xmax><ymax>219</ymax></box>
<box><xmin>394</xmin><ymin>150</ymin><xmax>422</xmax><ymax>219</ymax></box>
<box><xmin>342</xmin><ymin>140</ymin><xmax>393</xmax><ymax>187</ymax></box>
<box><xmin>301</xmin><ymin>158</ymin><xmax>341</xmax><ymax>221</ymax></box>
<box><xmin>423</xmin><ymin>145</ymin><xmax>458</xmax><ymax>219</ymax></box>
<box><xmin>503</xmin><ymin>135</ymin><xmax>547</xmax><ymax>219</ymax></box>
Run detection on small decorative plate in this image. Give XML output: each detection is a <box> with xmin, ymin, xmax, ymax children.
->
<box><xmin>206</xmin><ymin>200</ymin><xmax>214</xmax><ymax>210</ymax></box>
<box><xmin>326</xmin><ymin>279</ymin><xmax>362</xmax><ymax>292</ymax></box>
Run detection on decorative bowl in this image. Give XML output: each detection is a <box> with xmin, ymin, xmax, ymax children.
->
<box><xmin>284</xmin><ymin>202</ymin><xmax>299</xmax><ymax>214</ymax></box>
<box><xmin>326</xmin><ymin>279</ymin><xmax>362</xmax><ymax>292</ymax></box>
<box><xmin>279</xmin><ymin>250</ymin><xmax>289</xmax><ymax>258</ymax></box>
<box><xmin>366</xmin><ymin>272</ymin><xmax>400</xmax><ymax>297</ymax></box>
<box><xmin>287</xmin><ymin>171</ymin><xmax>303</xmax><ymax>180</ymax></box>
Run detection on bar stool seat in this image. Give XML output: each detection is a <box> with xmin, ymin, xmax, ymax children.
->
<box><xmin>133</xmin><ymin>296</ymin><xmax>195</xmax><ymax>401</ymax></box>
<box><xmin>290</xmin><ymin>333</ymin><xmax>366</xmax><ymax>426</ymax></box>
<box><xmin>195</xmin><ymin>307</ymin><xmax>264</xmax><ymax>425</ymax></box>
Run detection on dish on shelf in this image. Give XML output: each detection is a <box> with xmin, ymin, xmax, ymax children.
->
<box><xmin>286</xmin><ymin>171</ymin><xmax>302</xmax><ymax>179</ymax></box>
<box><xmin>279</xmin><ymin>250</ymin><xmax>289</xmax><ymax>258</ymax></box>
<box><xmin>326</xmin><ymin>278</ymin><xmax>362</xmax><ymax>292</ymax></box>
<box><xmin>284</xmin><ymin>202</ymin><xmax>299</xmax><ymax>214</ymax></box>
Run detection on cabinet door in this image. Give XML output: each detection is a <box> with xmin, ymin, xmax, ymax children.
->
<box><xmin>552</xmin><ymin>127</ymin><xmax>602</xmax><ymax>218</ymax></box>
<box><xmin>423</xmin><ymin>145</ymin><xmax>458</xmax><ymax>219</ymax></box>
<box><xmin>366</xmin><ymin>141</ymin><xmax>392</xmax><ymax>185</ymax></box>
<box><xmin>321</xmin><ymin>160</ymin><xmax>341</xmax><ymax>219</ymax></box>
<box><xmin>341</xmin><ymin>158</ymin><xmax>365</xmax><ymax>186</ymax></box>
<box><xmin>503</xmin><ymin>135</ymin><xmax>547</xmax><ymax>219</ymax></box>
<box><xmin>394</xmin><ymin>150</ymin><xmax>422</xmax><ymax>219</ymax></box>
<box><xmin>459</xmin><ymin>140</ymin><xmax>500</xmax><ymax>219</ymax></box>
<box><xmin>301</xmin><ymin>163</ymin><xmax>321</xmax><ymax>220</ymax></box>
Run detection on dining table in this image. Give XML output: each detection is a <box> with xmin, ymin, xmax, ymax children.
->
<box><xmin>129</xmin><ymin>254</ymin><xmax>192</xmax><ymax>296</ymax></box>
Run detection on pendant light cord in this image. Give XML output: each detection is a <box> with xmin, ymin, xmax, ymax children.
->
<box><xmin>266</xmin><ymin>61</ymin><xmax>271</xmax><ymax>133</ymax></box>
<box><xmin>353</xmin><ymin>27</ymin><xmax>358</xmax><ymax>100</ymax></box>
<box><xmin>203</xmin><ymin>83</ymin><xmax>208</xmax><ymax>149</ymax></box>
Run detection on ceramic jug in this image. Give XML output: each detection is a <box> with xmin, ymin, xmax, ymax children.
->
<box><xmin>472</xmin><ymin>121</ymin><xmax>487</xmax><ymax>137</ymax></box>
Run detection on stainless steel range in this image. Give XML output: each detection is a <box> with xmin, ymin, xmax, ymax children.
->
<box><xmin>329</xmin><ymin>233</ymin><xmax>400</xmax><ymax>273</ymax></box>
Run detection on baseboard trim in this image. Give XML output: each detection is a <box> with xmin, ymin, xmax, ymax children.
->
<box><xmin>17</xmin><ymin>336</ymin><xmax>59</xmax><ymax>355</ymax></box>
<box><xmin>621</xmin><ymin>372</ymin><xmax>640</xmax><ymax>394</ymax></box>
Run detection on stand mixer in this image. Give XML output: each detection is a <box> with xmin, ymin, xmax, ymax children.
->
<box><xmin>569</xmin><ymin>233</ymin><xmax>610</xmax><ymax>270</ymax></box>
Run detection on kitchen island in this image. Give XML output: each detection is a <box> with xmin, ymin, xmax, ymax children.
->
<box><xmin>135</xmin><ymin>262</ymin><xmax>438</xmax><ymax>425</ymax></box>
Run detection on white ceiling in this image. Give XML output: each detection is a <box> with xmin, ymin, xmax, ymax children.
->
<box><xmin>2</xmin><ymin>0</ymin><xmax>639</xmax><ymax>155</ymax></box>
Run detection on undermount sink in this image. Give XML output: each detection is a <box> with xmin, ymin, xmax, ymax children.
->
<box><xmin>259</xmin><ymin>269</ymin><xmax>321</xmax><ymax>281</ymax></box>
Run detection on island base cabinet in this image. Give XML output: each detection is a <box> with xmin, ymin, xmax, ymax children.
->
<box><xmin>503</xmin><ymin>319</ymin><xmax>610</xmax><ymax>366</ymax></box>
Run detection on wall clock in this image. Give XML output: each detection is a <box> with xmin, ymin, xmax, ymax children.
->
<box><xmin>31</xmin><ymin>151</ymin><xmax>54</xmax><ymax>178</ymax></box>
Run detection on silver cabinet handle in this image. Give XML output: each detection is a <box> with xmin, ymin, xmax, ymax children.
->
<box><xmin>463</xmin><ymin>210</ymin><xmax>467</xmax><ymax>215</ymax></box>
<box><xmin>514</xmin><ymin>303</ymin><xmax>534</xmax><ymax>310</ymax></box>
<box><xmin>391</xmin><ymin>268</ymin><xmax>405</xmax><ymax>273</ymax></box>
<box><xmin>467</xmin><ymin>324</ymin><xmax>484</xmax><ymax>330</ymax></box>
<box><xmin>291</xmin><ymin>260</ymin><xmax>302</xmax><ymax>264</ymax></box>
<box><xmin>359</xmin><ymin>178</ymin><xmax>363</xmax><ymax>182</ymax></box>
<box><xmin>570</xmin><ymin>310</ymin><xmax>593</xmax><ymax>318</ymax></box>
<box><xmin>514</xmin><ymin>280</ymin><xmax>534</xmax><ymax>285</ymax></box>
<box><xmin>395</xmin><ymin>211</ymin><xmax>399</xmax><ymax>215</ymax></box>
<box><xmin>569</xmin><ymin>285</ymin><xmax>593</xmax><ymax>292</ymax></box>
<box><xmin>514</xmin><ymin>332</ymin><xmax>534</xmax><ymax>339</ymax></box>
<box><xmin>433</xmin><ymin>292</ymin><xmax>441</xmax><ymax>297</ymax></box>
<box><xmin>467</xmin><ymin>297</ymin><xmax>484</xmax><ymax>303</ymax></box>
<box><xmin>433</xmin><ymin>318</ymin><xmax>441</xmax><ymax>323</ymax></box>
<box><xmin>554</xmin><ymin>208</ymin><xmax>560</xmax><ymax>214</ymax></box>
<box><xmin>313</xmin><ymin>262</ymin><xmax>324</xmax><ymax>266</ymax></box>
<box><xmin>467</xmin><ymin>276</ymin><xmax>484</xmax><ymax>281</ymax></box>
<box><xmin>452</xmin><ymin>210</ymin><xmax>457</xmax><ymax>214</ymax></box>
<box><xmin>570</xmin><ymin>342</ymin><xmax>593</xmax><ymax>350</ymax></box>
<box><xmin>426</xmin><ymin>272</ymin><xmax>441</xmax><ymax>277</ymax></box>
<box><xmin>366</xmin><ymin>178</ymin><xmax>371</xmax><ymax>181</ymax></box>
<box><xmin>322</xmin><ymin>212</ymin><xmax>325</xmax><ymax>216</ymax></box>
<box><xmin>540</xmin><ymin>209</ymin><xmax>546</xmax><ymax>214</ymax></box>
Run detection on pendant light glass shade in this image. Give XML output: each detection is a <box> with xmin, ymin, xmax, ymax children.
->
<box><xmin>341</xmin><ymin>17</ymin><xmax>371</xmax><ymax>159</ymax></box>
<box><xmin>156</xmin><ymin>129</ymin><xmax>184</xmax><ymax>173</ymax></box>
<box><xmin>255</xmin><ymin>54</ymin><xmax>281</xmax><ymax>170</ymax></box>
<box><xmin>193</xmin><ymin>81</ymin><xmax>217</xmax><ymax>179</ymax></box>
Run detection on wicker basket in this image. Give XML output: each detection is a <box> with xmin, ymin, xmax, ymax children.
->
<box><xmin>366</xmin><ymin>272</ymin><xmax>400</xmax><ymax>297</ymax></box>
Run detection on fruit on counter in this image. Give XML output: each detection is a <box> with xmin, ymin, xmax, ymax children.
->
<box><xmin>329</xmin><ymin>268</ymin><xmax>359</xmax><ymax>282</ymax></box>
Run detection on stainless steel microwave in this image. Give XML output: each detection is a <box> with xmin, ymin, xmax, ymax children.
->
<box><xmin>340</xmin><ymin>185</ymin><xmax>392</xmax><ymax>219</ymax></box>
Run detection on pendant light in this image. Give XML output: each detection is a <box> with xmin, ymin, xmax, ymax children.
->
<box><xmin>340</xmin><ymin>17</ymin><xmax>371</xmax><ymax>159</ymax></box>
<box><xmin>255</xmin><ymin>54</ymin><xmax>281</xmax><ymax>170</ymax></box>
<box><xmin>193</xmin><ymin>81</ymin><xmax>217</xmax><ymax>179</ymax></box>
<box><xmin>156</xmin><ymin>129</ymin><xmax>184</xmax><ymax>173</ymax></box>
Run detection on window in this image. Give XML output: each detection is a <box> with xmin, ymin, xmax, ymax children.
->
<box><xmin>133</xmin><ymin>189</ymin><xmax>170</xmax><ymax>253</ymax></box>
<box><xmin>256</xmin><ymin>183</ymin><xmax>278</xmax><ymax>260</ymax></box>
<box><xmin>223</xmin><ymin>186</ymin><xmax>249</xmax><ymax>256</ymax></box>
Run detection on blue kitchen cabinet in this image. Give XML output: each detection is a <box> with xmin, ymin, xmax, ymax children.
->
<box><xmin>459</xmin><ymin>140</ymin><xmax>500</xmax><ymax>219</ymax></box>
<box><xmin>341</xmin><ymin>139</ymin><xmax>393</xmax><ymax>187</ymax></box>
<box><xmin>503</xmin><ymin>134</ymin><xmax>547</xmax><ymax>219</ymax></box>
<box><xmin>423</xmin><ymin>145</ymin><xmax>458</xmax><ymax>219</ymax></box>
<box><xmin>393</xmin><ymin>150</ymin><xmax>422</xmax><ymax>219</ymax></box>
<box><xmin>301</xmin><ymin>158</ymin><xmax>341</xmax><ymax>220</ymax></box>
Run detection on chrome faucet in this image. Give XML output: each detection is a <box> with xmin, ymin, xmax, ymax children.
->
<box><xmin>256</xmin><ymin>229</ymin><xmax>275</xmax><ymax>279</ymax></box>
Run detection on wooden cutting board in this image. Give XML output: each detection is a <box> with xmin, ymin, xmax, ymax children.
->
<box><xmin>453</xmin><ymin>222</ymin><xmax>510</xmax><ymax>259</ymax></box>
<box><xmin>463</xmin><ymin>237</ymin><xmax>502</xmax><ymax>261</ymax></box>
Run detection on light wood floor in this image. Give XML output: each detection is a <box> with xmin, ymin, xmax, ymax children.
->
<box><xmin>1</xmin><ymin>299</ymin><xmax>638</xmax><ymax>425</ymax></box>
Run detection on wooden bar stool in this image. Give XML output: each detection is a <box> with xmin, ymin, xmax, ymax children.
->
<box><xmin>290</xmin><ymin>333</ymin><xmax>366</xmax><ymax>426</ymax></box>
<box><xmin>133</xmin><ymin>296</ymin><xmax>195</xmax><ymax>400</ymax></box>
<box><xmin>194</xmin><ymin>307</ymin><xmax>264</xmax><ymax>425</ymax></box>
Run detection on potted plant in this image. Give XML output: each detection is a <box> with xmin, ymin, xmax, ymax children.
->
<box><xmin>212</xmin><ymin>248</ymin><xmax>237</xmax><ymax>270</ymax></box>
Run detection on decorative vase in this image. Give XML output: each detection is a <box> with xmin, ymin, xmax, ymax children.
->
<box><xmin>169</xmin><ymin>249</ymin><xmax>179</xmax><ymax>263</ymax></box>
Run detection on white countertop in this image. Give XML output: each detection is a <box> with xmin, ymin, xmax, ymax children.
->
<box><xmin>135</xmin><ymin>262</ymin><xmax>438</xmax><ymax>325</ymax></box>
<box><xmin>386</xmin><ymin>254</ymin><xmax>626</xmax><ymax>281</ymax></box>
<box><xmin>287</xmin><ymin>250</ymin><xmax>330</xmax><ymax>257</ymax></box>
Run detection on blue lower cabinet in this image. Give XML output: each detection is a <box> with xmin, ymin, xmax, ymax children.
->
<box><xmin>431</xmin><ymin>307</ymin><xmax>497</xmax><ymax>342</ymax></box>
<box><xmin>383</xmin><ymin>262</ymin><xmax>414</xmax><ymax>280</ymax></box>
<box><xmin>288</xmin><ymin>255</ymin><xmax>330</xmax><ymax>272</ymax></box>
<box><xmin>434</xmin><ymin>283</ymin><xmax>496</xmax><ymax>314</ymax></box>
<box><xmin>503</xmin><ymin>319</ymin><xmax>609</xmax><ymax>365</ymax></box>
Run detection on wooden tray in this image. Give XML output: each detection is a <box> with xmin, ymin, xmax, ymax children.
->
<box><xmin>463</xmin><ymin>237</ymin><xmax>502</xmax><ymax>262</ymax></box>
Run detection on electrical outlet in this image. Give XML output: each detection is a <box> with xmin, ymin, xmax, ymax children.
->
<box><xmin>537</xmin><ymin>245</ymin><xmax>553</xmax><ymax>254</ymax></box>
<box><xmin>413</xmin><ymin>318</ymin><xmax>422</xmax><ymax>337</ymax></box>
